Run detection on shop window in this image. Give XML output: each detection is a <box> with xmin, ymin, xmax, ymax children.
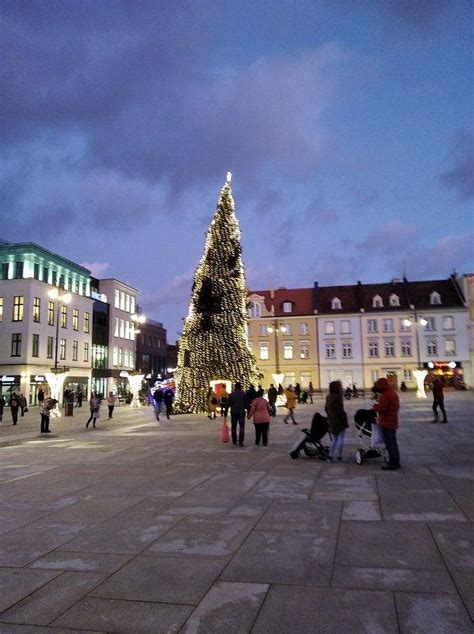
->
<box><xmin>11</xmin><ymin>333</ymin><xmax>22</xmax><ymax>357</ymax></box>
<box><xmin>32</xmin><ymin>334</ymin><xmax>39</xmax><ymax>357</ymax></box>
<box><xmin>12</xmin><ymin>296</ymin><xmax>24</xmax><ymax>321</ymax></box>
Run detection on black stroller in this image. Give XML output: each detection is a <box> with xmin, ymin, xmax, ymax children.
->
<box><xmin>354</xmin><ymin>409</ymin><xmax>389</xmax><ymax>465</ymax></box>
<box><xmin>289</xmin><ymin>413</ymin><xmax>330</xmax><ymax>460</ymax></box>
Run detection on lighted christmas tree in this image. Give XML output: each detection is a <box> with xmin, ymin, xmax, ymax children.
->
<box><xmin>175</xmin><ymin>173</ymin><xmax>259</xmax><ymax>412</ymax></box>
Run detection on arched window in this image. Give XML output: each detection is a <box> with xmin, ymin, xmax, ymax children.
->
<box><xmin>389</xmin><ymin>294</ymin><xmax>400</xmax><ymax>307</ymax></box>
<box><xmin>430</xmin><ymin>291</ymin><xmax>442</xmax><ymax>305</ymax></box>
<box><xmin>372</xmin><ymin>294</ymin><xmax>383</xmax><ymax>308</ymax></box>
<box><xmin>331</xmin><ymin>297</ymin><xmax>342</xmax><ymax>310</ymax></box>
<box><xmin>248</xmin><ymin>302</ymin><xmax>262</xmax><ymax>319</ymax></box>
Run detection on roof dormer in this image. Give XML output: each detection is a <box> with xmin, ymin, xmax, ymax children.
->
<box><xmin>372</xmin><ymin>294</ymin><xmax>383</xmax><ymax>308</ymax></box>
<box><xmin>331</xmin><ymin>297</ymin><xmax>342</xmax><ymax>310</ymax></box>
<box><xmin>389</xmin><ymin>293</ymin><xmax>400</xmax><ymax>307</ymax></box>
<box><xmin>282</xmin><ymin>300</ymin><xmax>293</xmax><ymax>314</ymax></box>
<box><xmin>430</xmin><ymin>291</ymin><xmax>442</xmax><ymax>305</ymax></box>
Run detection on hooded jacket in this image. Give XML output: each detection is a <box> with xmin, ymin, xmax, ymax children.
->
<box><xmin>373</xmin><ymin>378</ymin><xmax>399</xmax><ymax>430</ymax></box>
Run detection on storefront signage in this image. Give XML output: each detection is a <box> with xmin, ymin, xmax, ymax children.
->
<box><xmin>31</xmin><ymin>375</ymin><xmax>46</xmax><ymax>383</ymax></box>
<box><xmin>91</xmin><ymin>291</ymin><xmax>108</xmax><ymax>303</ymax></box>
<box><xmin>1</xmin><ymin>375</ymin><xmax>18</xmax><ymax>383</ymax></box>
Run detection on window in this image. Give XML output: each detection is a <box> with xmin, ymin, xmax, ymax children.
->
<box><xmin>400</xmin><ymin>318</ymin><xmax>411</xmax><ymax>332</ymax></box>
<box><xmin>32</xmin><ymin>334</ymin><xmax>39</xmax><ymax>357</ymax></box>
<box><xmin>403</xmin><ymin>369</ymin><xmax>412</xmax><ymax>381</ymax></box>
<box><xmin>72</xmin><ymin>309</ymin><xmax>79</xmax><ymax>331</ymax></box>
<box><xmin>341</xmin><ymin>320</ymin><xmax>351</xmax><ymax>334</ymax></box>
<box><xmin>60</xmin><ymin>305</ymin><xmax>68</xmax><ymax>328</ymax></box>
<box><xmin>48</xmin><ymin>301</ymin><xmax>55</xmax><ymax>325</ymax></box>
<box><xmin>430</xmin><ymin>291</ymin><xmax>441</xmax><ymax>305</ymax></box>
<box><xmin>331</xmin><ymin>297</ymin><xmax>342</xmax><ymax>310</ymax></box>
<box><xmin>114</xmin><ymin>318</ymin><xmax>119</xmax><ymax>337</ymax></box>
<box><xmin>12</xmin><ymin>296</ymin><xmax>24</xmax><ymax>321</ymax></box>
<box><xmin>114</xmin><ymin>289</ymin><xmax>120</xmax><ymax>308</ymax></box>
<box><xmin>1</xmin><ymin>263</ymin><xmax>9</xmax><ymax>279</ymax></box>
<box><xmin>325</xmin><ymin>343</ymin><xmax>336</xmax><ymax>359</ymax></box>
<box><xmin>282</xmin><ymin>301</ymin><xmax>293</xmax><ymax>313</ymax></box>
<box><xmin>325</xmin><ymin>321</ymin><xmax>335</xmax><ymax>335</ymax></box>
<box><xmin>130</xmin><ymin>296</ymin><xmax>136</xmax><ymax>314</ymax></box>
<box><xmin>389</xmin><ymin>294</ymin><xmax>400</xmax><ymax>307</ymax></box>
<box><xmin>367</xmin><ymin>319</ymin><xmax>378</xmax><ymax>333</ymax></box>
<box><xmin>445</xmin><ymin>339</ymin><xmax>456</xmax><ymax>355</ymax></box>
<box><xmin>59</xmin><ymin>338</ymin><xmax>66</xmax><ymax>360</ymax></box>
<box><xmin>401</xmin><ymin>340</ymin><xmax>412</xmax><ymax>356</ymax></box>
<box><xmin>14</xmin><ymin>261</ymin><xmax>23</xmax><ymax>279</ymax></box>
<box><xmin>301</xmin><ymin>372</ymin><xmax>311</xmax><ymax>387</ymax></box>
<box><xmin>299</xmin><ymin>322</ymin><xmax>309</xmax><ymax>335</ymax></box>
<box><xmin>11</xmin><ymin>333</ymin><xmax>22</xmax><ymax>356</ymax></box>
<box><xmin>285</xmin><ymin>372</ymin><xmax>296</xmax><ymax>386</ymax></box>
<box><xmin>43</xmin><ymin>267</ymin><xmax>49</xmax><ymax>283</ymax></box>
<box><xmin>33</xmin><ymin>297</ymin><xmax>41</xmax><ymax>322</ymax></box>
<box><xmin>246</xmin><ymin>324</ymin><xmax>252</xmax><ymax>338</ymax></box>
<box><xmin>385</xmin><ymin>341</ymin><xmax>395</xmax><ymax>357</ymax></box>
<box><xmin>118</xmin><ymin>348</ymin><xmax>124</xmax><ymax>366</ymax></box>
<box><xmin>125</xmin><ymin>294</ymin><xmax>130</xmax><ymax>313</ymax></box>
<box><xmin>368</xmin><ymin>341</ymin><xmax>379</xmax><ymax>357</ymax></box>
<box><xmin>119</xmin><ymin>319</ymin><xmax>124</xmax><ymax>338</ymax></box>
<box><xmin>83</xmin><ymin>342</ymin><xmax>90</xmax><ymax>363</ymax></box>
<box><xmin>259</xmin><ymin>324</ymin><xmax>268</xmax><ymax>336</ymax></box>
<box><xmin>425</xmin><ymin>317</ymin><xmax>436</xmax><ymax>331</ymax></box>
<box><xmin>372</xmin><ymin>294</ymin><xmax>383</xmax><ymax>308</ymax></box>
<box><xmin>371</xmin><ymin>370</ymin><xmax>379</xmax><ymax>383</ymax></box>
<box><xmin>52</xmin><ymin>271</ymin><xmax>57</xmax><ymax>286</ymax></box>
<box><xmin>283</xmin><ymin>323</ymin><xmax>292</xmax><ymax>335</ymax></box>
<box><xmin>342</xmin><ymin>343</ymin><xmax>352</xmax><ymax>358</ymax></box>
<box><xmin>84</xmin><ymin>312</ymin><xmax>90</xmax><ymax>333</ymax></box>
<box><xmin>72</xmin><ymin>340</ymin><xmax>78</xmax><ymax>361</ymax></box>
<box><xmin>68</xmin><ymin>277</ymin><xmax>72</xmax><ymax>290</ymax></box>
<box><xmin>249</xmin><ymin>302</ymin><xmax>261</xmax><ymax>319</ymax></box>
<box><xmin>47</xmin><ymin>336</ymin><xmax>54</xmax><ymax>359</ymax></box>
<box><xmin>120</xmin><ymin>291</ymin><xmax>125</xmax><ymax>310</ymax></box>
<box><xmin>259</xmin><ymin>343</ymin><xmax>269</xmax><ymax>360</ymax></box>
<box><xmin>34</xmin><ymin>263</ymin><xmax>40</xmax><ymax>280</ymax></box>
<box><xmin>59</xmin><ymin>275</ymin><xmax>65</xmax><ymax>289</ymax></box>
<box><xmin>427</xmin><ymin>340</ymin><xmax>437</xmax><ymax>355</ymax></box>
<box><xmin>112</xmin><ymin>346</ymin><xmax>118</xmax><ymax>365</ymax></box>
<box><xmin>0</xmin><ymin>297</ymin><xmax>3</xmax><ymax>322</ymax></box>
<box><xmin>299</xmin><ymin>341</ymin><xmax>310</xmax><ymax>359</ymax></box>
<box><xmin>443</xmin><ymin>316</ymin><xmax>454</xmax><ymax>330</ymax></box>
<box><xmin>383</xmin><ymin>319</ymin><xmax>394</xmax><ymax>332</ymax></box>
<box><xmin>283</xmin><ymin>342</ymin><xmax>293</xmax><ymax>359</ymax></box>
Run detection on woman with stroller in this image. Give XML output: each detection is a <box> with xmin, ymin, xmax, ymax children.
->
<box><xmin>325</xmin><ymin>380</ymin><xmax>348</xmax><ymax>462</ymax></box>
<box><xmin>248</xmin><ymin>388</ymin><xmax>273</xmax><ymax>446</ymax></box>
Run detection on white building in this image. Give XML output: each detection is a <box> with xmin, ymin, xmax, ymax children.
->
<box><xmin>0</xmin><ymin>242</ymin><xmax>93</xmax><ymax>403</ymax></box>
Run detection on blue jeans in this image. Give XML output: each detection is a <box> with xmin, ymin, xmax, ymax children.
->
<box><xmin>231</xmin><ymin>412</ymin><xmax>245</xmax><ymax>445</ymax></box>
<box><xmin>382</xmin><ymin>427</ymin><xmax>400</xmax><ymax>468</ymax></box>
<box><xmin>329</xmin><ymin>430</ymin><xmax>345</xmax><ymax>459</ymax></box>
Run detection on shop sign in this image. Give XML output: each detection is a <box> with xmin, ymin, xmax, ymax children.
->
<box><xmin>91</xmin><ymin>291</ymin><xmax>108</xmax><ymax>303</ymax></box>
<box><xmin>31</xmin><ymin>375</ymin><xmax>46</xmax><ymax>383</ymax></box>
<box><xmin>1</xmin><ymin>375</ymin><xmax>18</xmax><ymax>384</ymax></box>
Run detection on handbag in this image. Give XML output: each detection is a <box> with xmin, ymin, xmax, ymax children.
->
<box><xmin>220</xmin><ymin>421</ymin><xmax>229</xmax><ymax>443</ymax></box>
<box><xmin>24</xmin><ymin>407</ymin><xmax>29</xmax><ymax>413</ymax></box>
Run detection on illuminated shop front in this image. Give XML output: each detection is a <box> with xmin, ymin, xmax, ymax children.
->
<box><xmin>0</xmin><ymin>375</ymin><xmax>21</xmax><ymax>399</ymax></box>
<box><xmin>424</xmin><ymin>361</ymin><xmax>465</xmax><ymax>388</ymax></box>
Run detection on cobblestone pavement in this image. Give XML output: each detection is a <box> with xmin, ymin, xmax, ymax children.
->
<box><xmin>0</xmin><ymin>392</ymin><xmax>472</xmax><ymax>633</ymax></box>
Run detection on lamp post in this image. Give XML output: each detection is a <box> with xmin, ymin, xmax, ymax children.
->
<box><xmin>129</xmin><ymin>312</ymin><xmax>146</xmax><ymax>406</ymax></box>
<box><xmin>267</xmin><ymin>319</ymin><xmax>287</xmax><ymax>386</ymax></box>
<box><xmin>403</xmin><ymin>311</ymin><xmax>428</xmax><ymax>398</ymax></box>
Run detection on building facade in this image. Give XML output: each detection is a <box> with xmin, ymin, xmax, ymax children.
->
<box><xmin>135</xmin><ymin>318</ymin><xmax>167</xmax><ymax>380</ymax></box>
<box><xmin>0</xmin><ymin>242</ymin><xmax>93</xmax><ymax>403</ymax></box>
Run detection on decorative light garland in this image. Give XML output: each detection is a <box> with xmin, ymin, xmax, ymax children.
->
<box><xmin>175</xmin><ymin>177</ymin><xmax>259</xmax><ymax>413</ymax></box>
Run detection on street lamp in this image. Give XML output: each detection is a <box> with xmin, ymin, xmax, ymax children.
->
<box><xmin>267</xmin><ymin>319</ymin><xmax>287</xmax><ymax>381</ymax></box>
<box><xmin>403</xmin><ymin>311</ymin><xmax>428</xmax><ymax>398</ymax></box>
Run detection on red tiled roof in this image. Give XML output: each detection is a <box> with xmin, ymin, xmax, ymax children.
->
<box><xmin>249</xmin><ymin>288</ymin><xmax>313</xmax><ymax>316</ymax></box>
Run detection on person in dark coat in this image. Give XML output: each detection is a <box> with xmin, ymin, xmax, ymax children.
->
<box><xmin>374</xmin><ymin>377</ymin><xmax>401</xmax><ymax>470</ymax></box>
<box><xmin>40</xmin><ymin>398</ymin><xmax>57</xmax><ymax>433</ymax></box>
<box><xmin>76</xmin><ymin>390</ymin><xmax>83</xmax><ymax>407</ymax></box>
<box><xmin>229</xmin><ymin>382</ymin><xmax>247</xmax><ymax>447</ymax></box>
<box><xmin>19</xmin><ymin>394</ymin><xmax>27</xmax><ymax>416</ymax></box>
<box><xmin>325</xmin><ymin>381</ymin><xmax>348</xmax><ymax>461</ymax></box>
<box><xmin>295</xmin><ymin>383</ymin><xmax>302</xmax><ymax>403</ymax></box>
<box><xmin>9</xmin><ymin>393</ymin><xmax>19</xmax><ymax>425</ymax></box>
<box><xmin>245</xmin><ymin>385</ymin><xmax>257</xmax><ymax>415</ymax></box>
<box><xmin>0</xmin><ymin>396</ymin><xmax>5</xmax><ymax>422</ymax></box>
<box><xmin>37</xmin><ymin>388</ymin><xmax>45</xmax><ymax>405</ymax></box>
<box><xmin>163</xmin><ymin>388</ymin><xmax>174</xmax><ymax>419</ymax></box>
<box><xmin>267</xmin><ymin>383</ymin><xmax>278</xmax><ymax>417</ymax></box>
<box><xmin>153</xmin><ymin>387</ymin><xmax>164</xmax><ymax>420</ymax></box>
<box><xmin>431</xmin><ymin>377</ymin><xmax>447</xmax><ymax>423</ymax></box>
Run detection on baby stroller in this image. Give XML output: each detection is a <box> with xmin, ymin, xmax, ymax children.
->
<box><xmin>289</xmin><ymin>413</ymin><xmax>330</xmax><ymax>460</ymax></box>
<box><xmin>354</xmin><ymin>409</ymin><xmax>388</xmax><ymax>465</ymax></box>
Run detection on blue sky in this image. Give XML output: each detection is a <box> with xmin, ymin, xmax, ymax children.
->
<box><xmin>1</xmin><ymin>0</ymin><xmax>473</xmax><ymax>340</ymax></box>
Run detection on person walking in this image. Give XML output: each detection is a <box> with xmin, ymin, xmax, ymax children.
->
<box><xmin>40</xmin><ymin>397</ymin><xmax>57</xmax><ymax>433</ymax></box>
<box><xmin>153</xmin><ymin>387</ymin><xmax>164</xmax><ymax>420</ymax></box>
<box><xmin>325</xmin><ymin>381</ymin><xmax>348</xmax><ymax>462</ymax></box>
<box><xmin>219</xmin><ymin>386</ymin><xmax>229</xmax><ymax>422</ymax></box>
<box><xmin>19</xmin><ymin>394</ymin><xmax>27</xmax><ymax>417</ymax></box>
<box><xmin>248</xmin><ymin>388</ymin><xmax>273</xmax><ymax>446</ymax></box>
<box><xmin>228</xmin><ymin>382</ymin><xmax>247</xmax><ymax>447</ymax></box>
<box><xmin>86</xmin><ymin>393</ymin><xmax>100</xmax><ymax>429</ymax></box>
<box><xmin>283</xmin><ymin>385</ymin><xmax>297</xmax><ymax>425</ymax></box>
<box><xmin>308</xmin><ymin>381</ymin><xmax>314</xmax><ymax>404</ymax></box>
<box><xmin>107</xmin><ymin>392</ymin><xmax>116</xmax><ymax>419</ymax></box>
<box><xmin>373</xmin><ymin>377</ymin><xmax>401</xmax><ymax>471</ymax></box>
<box><xmin>431</xmin><ymin>376</ymin><xmax>448</xmax><ymax>423</ymax></box>
<box><xmin>295</xmin><ymin>383</ymin><xmax>302</xmax><ymax>404</ymax></box>
<box><xmin>267</xmin><ymin>383</ymin><xmax>278</xmax><ymax>417</ymax></box>
<box><xmin>37</xmin><ymin>388</ymin><xmax>45</xmax><ymax>406</ymax></box>
<box><xmin>245</xmin><ymin>385</ymin><xmax>257</xmax><ymax>415</ymax></box>
<box><xmin>76</xmin><ymin>390</ymin><xmax>83</xmax><ymax>407</ymax></box>
<box><xmin>163</xmin><ymin>388</ymin><xmax>174</xmax><ymax>419</ymax></box>
<box><xmin>208</xmin><ymin>389</ymin><xmax>218</xmax><ymax>420</ymax></box>
<box><xmin>9</xmin><ymin>393</ymin><xmax>20</xmax><ymax>425</ymax></box>
<box><xmin>0</xmin><ymin>396</ymin><xmax>5</xmax><ymax>422</ymax></box>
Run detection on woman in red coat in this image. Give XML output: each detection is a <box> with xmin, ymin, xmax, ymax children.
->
<box><xmin>248</xmin><ymin>388</ymin><xmax>273</xmax><ymax>447</ymax></box>
<box><xmin>373</xmin><ymin>378</ymin><xmax>401</xmax><ymax>471</ymax></box>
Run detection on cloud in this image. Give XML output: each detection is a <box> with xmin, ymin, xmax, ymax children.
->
<box><xmin>80</xmin><ymin>261</ymin><xmax>110</xmax><ymax>277</ymax></box>
<box><xmin>440</xmin><ymin>131</ymin><xmax>474</xmax><ymax>201</ymax></box>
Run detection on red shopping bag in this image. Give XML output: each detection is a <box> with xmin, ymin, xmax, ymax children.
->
<box><xmin>221</xmin><ymin>421</ymin><xmax>229</xmax><ymax>443</ymax></box>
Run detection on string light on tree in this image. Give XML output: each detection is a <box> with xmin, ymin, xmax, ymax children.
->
<box><xmin>175</xmin><ymin>173</ymin><xmax>259</xmax><ymax>412</ymax></box>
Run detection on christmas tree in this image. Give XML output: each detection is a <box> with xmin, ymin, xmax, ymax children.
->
<box><xmin>175</xmin><ymin>174</ymin><xmax>259</xmax><ymax>413</ymax></box>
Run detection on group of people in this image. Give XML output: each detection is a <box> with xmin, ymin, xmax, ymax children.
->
<box><xmin>152</xmin><ymin>387</ymin><xmax>174</xmax><ymax>421</ymax></box>
<box><xmin>0</xmin><ymin>393</ymin><xmax>29</xmax><ymax>425</ymax></box>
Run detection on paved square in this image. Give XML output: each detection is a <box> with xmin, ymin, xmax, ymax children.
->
<box><xmin>0</xmin><ymin>392</ymin><xmax>472</xmax><ymax>632</ymax></box>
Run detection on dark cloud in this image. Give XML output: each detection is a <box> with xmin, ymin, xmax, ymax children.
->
<box><xmin>440</xmin><ymin>131</ymin><xmax>474</xmax><ymax>201</ymax></box>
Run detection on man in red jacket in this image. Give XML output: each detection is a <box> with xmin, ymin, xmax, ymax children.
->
<box><xmin>373</xmin><ymin>378</ymin><xmax>401</xmax><ymax>471</ymax></box>
<box><xmin>431</xmin><ymin>376</ymin><xmax>448</xmax><ymax>423</ymax></box>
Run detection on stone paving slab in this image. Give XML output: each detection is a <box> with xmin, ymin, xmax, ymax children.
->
<box><xmin>0</xmin><ymin>393</ymin><xmax>472</xmax><ymax>632</ymax></box>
